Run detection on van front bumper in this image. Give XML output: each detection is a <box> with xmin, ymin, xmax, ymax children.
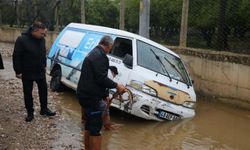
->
<box><xmin>110</xmin><ymin>87</ymin><xmax>195</xmax><ymax>121</ymax></box>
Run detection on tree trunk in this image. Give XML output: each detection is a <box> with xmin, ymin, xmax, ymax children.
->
<box><xmin>27</xmin><ymin>0</ymin><xmax>33</xmax><ymax>24</ymax></box>
<box><xmin>54</xmin><ymin>0</ymin><xmax>61</xmax><ymax>31</ymax></box>
<box><xmin>15</xmin><ymin>0</ymin><xmax>20</xmax><ymax>26</ymax></box>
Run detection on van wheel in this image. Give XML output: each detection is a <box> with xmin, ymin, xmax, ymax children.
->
<box><xmin>50</xmin><ymin>69</ymin><xmax>63</xmax><ymax>92</ymax></box>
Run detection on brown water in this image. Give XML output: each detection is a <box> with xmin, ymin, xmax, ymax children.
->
<box><xmin>55</xmin><ymin>90</ymin><xmax>250</xmax><ymax>150</ymax></box>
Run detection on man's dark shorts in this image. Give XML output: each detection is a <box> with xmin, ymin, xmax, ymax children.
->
<box><xmin>80</xmin><ymin>99</ymin><xmax>106</xmax><ymax>136</ymax></box>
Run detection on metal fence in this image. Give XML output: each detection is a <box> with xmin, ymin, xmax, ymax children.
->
<box><xmin>150</xmin><ymin>0</ymin><xmax>250</xmax><ymax>54</ymax></box>
<box><xmin>187</xmin><ymin>0</ymin><xmax>250</xmax><ymax>54</ymax></box>
<box><xmin>0</xmin><ymin>0</ymin><xmax>249</xmax><ymax>54</ymax></box>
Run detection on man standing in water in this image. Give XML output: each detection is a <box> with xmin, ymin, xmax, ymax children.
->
<box><xmin>77</xmin><ymin>35</ymin><xmax>125</xmax><ymax>150</ymax></box>
<box><xmin>13</xmin><ymin>22</ymin><xmax>56</xmax><ymax>122</ymax></box>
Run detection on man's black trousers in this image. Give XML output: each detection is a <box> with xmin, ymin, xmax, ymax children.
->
<box><xmin>22</xmin><ymin>78</ymin><xmax>48</xmax><ymax>114</ymax></box>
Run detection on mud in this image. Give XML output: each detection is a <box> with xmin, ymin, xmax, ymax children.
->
<box><xmin>0</xmin><ymin>73</ymin><xmax>60</xmax><ymax>149</ymax></box>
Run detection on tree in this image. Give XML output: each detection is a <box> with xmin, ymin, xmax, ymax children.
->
<box><xmin>150</xmin><ymin>0</ymin><xmax>182</xmax><ymax>44</ymax></box>
<box><xmin>85</xmin><ymin>0</ymin><xmax>119</xmax><ymax>28</ymax></box>
<box><xmin>188</xmin><ymin>0</ymin><xmax>218</xmax><ymax>47</ymax></box>
<box><xmin>216</xmin><ymin>0</ymin><xmax>228</xmax><ymax>50</ymax></box>
<box><xmin>124</xmin><ymin>0</ymin><xmax>139</xmax><ymax>33</ymax></box>
<box><xmin>227</xmin><ymin>0</ymin><xmax>250</xmax><ymax>38</ymax></box>
<box><xmin>59</xmin><ymin>0</ymin><xmax>81</xmax><ymax>26</ymax></box>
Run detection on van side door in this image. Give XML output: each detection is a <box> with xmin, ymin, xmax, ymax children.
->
<box><xmin>108</xmin><ymin>37</ymin><xmax>134</xmax><ymax>85</ymax></box>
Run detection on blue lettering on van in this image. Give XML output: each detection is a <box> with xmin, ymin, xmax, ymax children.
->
<box><xmin>79</xmin><ymin>33</ymin><xmax>104</xmax><ymax>52</ymax></box>
<box><xmin>58</xmin><ymin>47</ymin><xmax>75</xmax><ymax>60</ymax></box>
<box><xmin>48</xmin><ymin>27</ymin><xmax>118</xmax><ymax>82</ymax></box>
<box><xmin>67</xmin><ymin>48</ymin><xmax>75</xmax><ymax>60</ymax></box>
<box><xmin>167</xmin><ymin>91</ymin><xmax>176</xmax><ymax>96</ymax></box>
<box><xmin>108</xmin><ymin>57</ymin><xmax>122</xmax><ymax>64</ymax></box>
<box><xmin>84</xmin><ymin>38</ymin><xmax>96</xmax><ymax>50</ymax></box>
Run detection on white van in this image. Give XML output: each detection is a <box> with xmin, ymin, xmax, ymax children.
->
<box><xmin>47</xmin><ymin>23</ymin><xmax>196</xmax><ymax>121</ymax></box>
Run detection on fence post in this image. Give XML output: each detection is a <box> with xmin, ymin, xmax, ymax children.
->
<box><xmin>180</xmin><ymin>0</ymin><xmax>189</xmax><ymax>48</ymax></box>
<box><xmin>139</xmin><ymin>0</ymin><xmax>150</xmax><ymax>38</ymax></box>
<box><xmin>119</xmin><ymin>0</ymin><xmax>125</xmax><ymax>30</ymax></box>
<box><xmin>54</xmin><ymin>0</ymin><xmax>61</xmax><ymax>31</ymax></box>
<box><xmin>14</xmin><ymin>0</ymin><xmax>20</xmax><ymax>26</ymax></box>
<box><xmin>81</xmin><ymin>0</ymin><xmax>85</xmax><ymax>23</ymax></box>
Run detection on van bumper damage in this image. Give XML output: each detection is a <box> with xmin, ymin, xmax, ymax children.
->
<box><xmin>110</xmin><ymin>86</ymin><xmax>195</xmax><ymax>121</ymax></box>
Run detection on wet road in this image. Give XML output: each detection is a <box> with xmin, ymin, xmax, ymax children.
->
<box><xmin>1</xmin><ymin>55</ymin><xmax>250</xmax><ymax>150</ymax></box>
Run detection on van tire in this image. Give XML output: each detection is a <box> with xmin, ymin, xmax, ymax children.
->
<box><xmin>50</xmin><ymin>69</ymin><xmax>64</xmax><ymax>92</ymax></box>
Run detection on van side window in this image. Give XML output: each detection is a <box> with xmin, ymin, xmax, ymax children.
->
<box><xmin>59</xmin><ymin>30</ymin><xmax>85</xmax><ymax>48</ymax></box>
<box><xmin>110</xmin><ymin>38</ymin><xmax>132</xmax><ymax>59</ymax></box>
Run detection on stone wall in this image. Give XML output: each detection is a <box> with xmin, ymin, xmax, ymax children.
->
<box><xmin>1</xmin><ymin>27</ymin><xmax>250</xmax><ymax>109</ymax></box>
<box><xmin>0</xmin><ymin>26</ymin><xmax>58</xmax><ymax>50</ymax></box>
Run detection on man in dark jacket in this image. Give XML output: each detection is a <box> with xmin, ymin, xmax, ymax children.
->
<box><xmin>77</xmin><ymin>35</ymin><xmax>125</xmax><ymax>150</ymax></box>
<box><xmin>13</xmin><ymin>22</ymin><xmax>56</xmax><ymax>122</ymax></box>
<box><xmin>0</xmin><ymin>52</ymin><xmax>3</xmax><ymax>69</ymax></box>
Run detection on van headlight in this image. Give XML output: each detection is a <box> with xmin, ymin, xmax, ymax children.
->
<box><xmin>129</xmin><ymin>80</ymin><xmax>157</xmax><ymax>96</ymax></box>
<box><xmin>182</xmin><ymin>101</ymin><xmax>196</xmax><ymax>109</ymax></box>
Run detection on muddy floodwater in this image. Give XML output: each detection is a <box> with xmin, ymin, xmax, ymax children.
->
<box><xmin>55</xmin><ymin>90</ymin><xmax>250</xmax><ymax>150</ymax></box>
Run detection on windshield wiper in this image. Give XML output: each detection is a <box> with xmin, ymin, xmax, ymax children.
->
<box><xmin>150</xmin><ymin>49</ymin><xmax>172</xmax><ymax>82</ymax></box>
<box><xmin>164</xmin><ymin>57</ymin><xmax>190</xmax><ymax>88</ymax></box>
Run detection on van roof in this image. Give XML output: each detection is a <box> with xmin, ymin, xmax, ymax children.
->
<box><xmin>67</xmin><ymin>23</ymin><xmax>179</xmax><ymax>57</ymax></box>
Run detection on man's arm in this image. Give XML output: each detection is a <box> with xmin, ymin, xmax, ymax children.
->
<box><xmin>13</xmin><ymin>37</ymin><xmax>23</xmax><ymax>76</ymax></box>
<box><xmin>42</xmin><ymin>38</ymin><xmax>47</xmax><ymax>67</ymax></box>
<box><xmin>92</xmin><ymin>57</ymin><xmax>117</xmax><ymax>89</ymax></box>
<box><xmin>91</xmin><ymin>57</ymin><xmax>125</xmax><ymax>93</ymax></box>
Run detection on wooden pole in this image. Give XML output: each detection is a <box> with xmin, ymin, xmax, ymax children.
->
<box><xmin>139</xmin><ymin>0</ymin><xmax>150</xmax><ymax>38</ymax></box>
<box><xmin>179</xmin><ymin>0</ymin><xmax>189</xmax><ymax>47</ymax></box>
<box><xmin>119</xmin><ymin>0</ymin><xmax>125</xmax><ymax>30</ymax></box>
<box><xmin>81</xmin><ymin>0</ymin><xmax>85</xmax><ymax>23</ymax></box>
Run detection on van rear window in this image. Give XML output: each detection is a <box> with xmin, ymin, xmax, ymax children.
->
<box><xmin>59</xmin><ymin>30</ymin><xmax>85</xmax><ymax>48</ymax></box>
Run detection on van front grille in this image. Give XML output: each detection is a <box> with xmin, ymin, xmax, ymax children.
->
<box><xmin>140</xmin><ymin>105</ymin><xmax>150</xmax><ymax>115</ymax></box>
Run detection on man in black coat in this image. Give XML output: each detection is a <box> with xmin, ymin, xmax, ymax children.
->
<box><xmin>13</xmin><ymin>22</ymin><xmax>56</xmax><ymax>122</ymax></box>
<box><xmin>77</xmin><ymin>35</ymin><xmax>125</xmax><ymax>150</ymax></box>
<box><xmin>0</xmin><ymin>52</ymin><xmax>3</xmax><ymax>69</ymax></box>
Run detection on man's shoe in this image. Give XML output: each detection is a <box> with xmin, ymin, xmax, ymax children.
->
<box><xmin>25</xmin><ymin>114</ymin><xmax>34</xmax><ymax>122</ymax></box>
<box><xmin>40</xmin><ymin>108</ymin><xmax>56</xmax><ymax>116</ymax></box>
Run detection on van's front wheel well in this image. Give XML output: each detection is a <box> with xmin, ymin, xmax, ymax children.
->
<box><xmin>50</xmin><ymin>65</ymin><xmax>64</xmax><ymax>92</ymax></box>
<box><xmin>50</xmin><ymin>64</ymin><xmax>61</xmax><ymax>76</ymax></box>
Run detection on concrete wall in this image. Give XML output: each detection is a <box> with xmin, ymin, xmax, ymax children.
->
<box><xmin>1</xmin><ymin>27</ymin><xmax>250</xmax><ymax>109</ymax></box>
<box><xmin>172</xmin><ymin>47</ymin><xmax>250</xmax><ymax>109</ymax></box>
<box><xmin>0</xmin><ymin>27</ymin><xmax>58</xmax><ymax>50</ymax></box>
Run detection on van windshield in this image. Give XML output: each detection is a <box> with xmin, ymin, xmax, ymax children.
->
<box><xmin>137</xmin><ymin>40</ymin><xmax>191</xmax><ymax>86</ymax></box>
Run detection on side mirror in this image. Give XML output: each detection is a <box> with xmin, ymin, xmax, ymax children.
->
<box><xmin>123</xmin><ymin>54</ymin><xmax>133</xmax><ymax>69</ymax></box>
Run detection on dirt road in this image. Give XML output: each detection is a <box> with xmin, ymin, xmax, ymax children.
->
<box><xmin>0</xmin><ymin>43</ymin><xmax>63</xmax><ymax>149</ymax></box>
